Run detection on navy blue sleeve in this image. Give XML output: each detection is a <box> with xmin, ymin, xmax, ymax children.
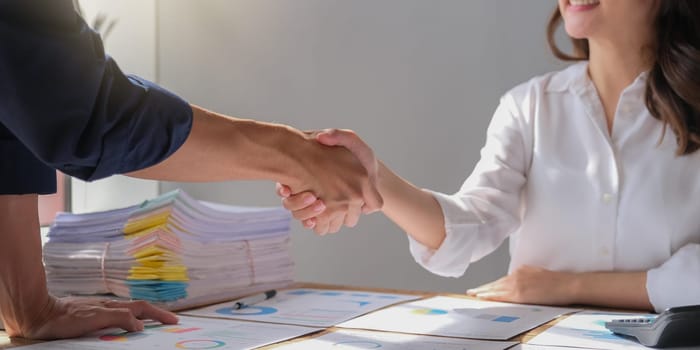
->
<box><xmin>0</xmin><ymin>123</ymin><xmax>56</xmax><ymax>194</ymax></box>
<box><xmin>0</xmin><ymin>0</ymin><xmax>193</xmax><ymax>182</ymax></box>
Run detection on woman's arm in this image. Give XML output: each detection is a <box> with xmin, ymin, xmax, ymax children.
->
<box><xmin>467</xmin><ymin>265</ymin><xmax>653</xmax><ymax>311</ymax></box>
<box><xmin>573</xmin><ymin>271</ymin><xmax>652</xmax><ymax>310</ymax></box>
<box><xmin>470</xmin><ymin>243</ymin><xmax>698</xmax><ymax>311</ymax></box>
<box><xmin>375</xmin><ymin>161</ymin><xmax>446</xmax><ymax>250</ymax></box>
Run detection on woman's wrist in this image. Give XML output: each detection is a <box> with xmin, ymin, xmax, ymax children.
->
<box><xmin>376</xmin><ymin>160</ymin><xmax>406</xmax><ymax>213</ymax></box>
<box><xmin>564</xmin><ymin>271</ymin><xmax>585</xmax><ymax>305</ymax></box>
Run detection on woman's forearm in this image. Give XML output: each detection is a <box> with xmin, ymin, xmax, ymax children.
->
<box><xmin>378</xmin><ymin>161</ymin><xmax>446</xmax><ymax>250</ymax></box>
<box><xmin>572</xmin><ymin>271</ymin><xmax>653</xmax><ymax>311</ymax></box>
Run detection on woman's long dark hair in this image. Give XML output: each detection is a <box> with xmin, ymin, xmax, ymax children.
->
<box><xmin>547</xmin><ymin>2</ymin><xmax>700</xmax><ymax>155</ymax></box>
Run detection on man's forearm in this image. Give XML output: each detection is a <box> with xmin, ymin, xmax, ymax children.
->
<box><xmin>127</xmin><ymin>105</ymin><xmax>312</xmax><ymax>187</ymax></box>
<box><xmin>0</xmin><ymin>195</ymin><xmax>51</xmax><ymax>334</ymax></box>
<box><xmin>130</xmin><ymin>105</ymin><xmax>383</xmax><ymax>215</ymax></box>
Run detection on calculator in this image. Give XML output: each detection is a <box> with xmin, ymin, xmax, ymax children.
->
<box><xmin>605</xmin><ymin>305</ymin><xmax>700</xmax><ymax>348</ymax></box>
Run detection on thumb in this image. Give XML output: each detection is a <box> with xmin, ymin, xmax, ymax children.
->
<box><xmin>275</xmin><ymin>183</ymin><xmax>291</xmax><ymax>198</ymax></box>
<box><xmin>317</xmin><ymin>129</ymin><xmax>375</xmax><ymax>170</ymax></box>
<box><xmin>315</xmin><ymin>129</ymin><xmax>342</xmax><ymax>146</ymax></box>
<box><xmin>362</xmin><ymin>184</ymin><xmax>384</xmax><ymax>213</ymax></box>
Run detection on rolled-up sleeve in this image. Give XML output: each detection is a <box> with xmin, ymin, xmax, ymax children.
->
<box><xmin>646</xmin><ymin>244</ymin><xmax>700</xmax><ymax>312</ymax></box>
<box><xmin>0</xmin><ymin>0</ymin><xmax>192</xmax><ymax>182</ymax></box>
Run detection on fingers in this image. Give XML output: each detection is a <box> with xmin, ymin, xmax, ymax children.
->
<box><xmin>470</xmin><ymin>291</ymin><xmax>509</xmax><ymax>302</ymax></box>
<box><xmin>344</xmin><ymin>203</ymin><xmax>362</xmax><ymax>228</ymax></box>
<box><xmin>286</xmin><ymin>200</ymin><xmax>326</xmax><ymax>221</ymax></box>
<box><xmin>314</xmin><ymin>216</ymin><xmax>331</xmax><ymax>236</ymax></box>
<box><xmin>315</xmin><ymin>128</ymin><xmax>344</xmax><ymax>146</ymax></box>
<box><xmin>317</xmin><ymin>129</ymin><xmax>384</xmax><ymax>212</ymax></box>
<box><xmin>104</xmin><ymin>300</ymin><xmax>179</xmax><ymax>325</ymax></box>
<box><xmin>26</xmin><ymin>298</ymin><xmax>178</xmax><ymax>340</ymax></box>
<box><xmin>362</xmin><ymin>184</ymin><xmax>384</xmax><ymax>213</ymax></box>
<box><xmin>281</xmin><ymin>192</ymin><xmax>319</xmax><ymax>211</ymax></box>
<box><xmin>303</xmin><ymin>218</ymin><xmax>316</xmax><ymax>229</ymax></box>
<box><xmin>466</xmin><ymin>279</ymin><xmax>501</xmax><ymax>296</ymax></box>
<box><xmin>328</xmin><ymin>213</ymin><xmax>345</xmax><ymax>234</ymax></box>
<box><xmin>94</xmin><ymin>307</ymin><xmax>145</xmax><ymax>332</ymax></box>
<box><xmin>317</xmin><ymin>129</ymin><xmax>375</xmax><ymax>170</ymax></box>
<box><xmin>275</xmin><ymin>183</ymin><xmax>291</xmax><ymax>198</ymax></box>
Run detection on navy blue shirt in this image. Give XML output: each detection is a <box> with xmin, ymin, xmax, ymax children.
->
<box><xmin>0</xmin><ymin>1</ymin><xmax>193</xmax><ymax>195</ymax></box>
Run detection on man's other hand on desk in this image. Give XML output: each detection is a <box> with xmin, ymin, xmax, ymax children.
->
<box><xmin>5</xmin><ymin>296</ymin><xmax>178</xmax><ymax>340</ymax></box>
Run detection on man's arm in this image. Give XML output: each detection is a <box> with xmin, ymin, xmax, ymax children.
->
<box><xmin>127</xmin><ymin>105</ymin><xmax>383</xmax><ymax>212</ymax></box>
<box><xmin>0</xmin><ymin>195</ymin><xmax>48</xmax><ymax>336</ymax></box>
<box><xmin>0</xmin><ymin>195</ymin><xmax>179</xmax><ymax>339</ymax></box>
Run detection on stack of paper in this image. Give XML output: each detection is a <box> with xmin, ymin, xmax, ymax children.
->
<box><xmin>43</xmin><ymin>189</ymin><xmax>294</xmax><ymax>310</ymax></box>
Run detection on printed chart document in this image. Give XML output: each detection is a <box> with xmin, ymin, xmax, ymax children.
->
<box><xmin>338</xmin><ymin>296</ymin><xmax>578</xmax><ymax>340</ymax></box>
<box><xmin>526</xmin><ymin>310</ymin><xmax>657</xmax><ymax>349</ymax></box>
<box><xmin>15</xmin><ymin>316</ymin><xmax>321</xmax><ymax>350</ymax></box>
<box><xmin>273</xmin><ymin>328</ymin><xmax>518</xmax><ymax>350</ymax></box>
<box><xmin>182</xmin><ymin>288</ymin><xmax>419</xmax><ymax>327</ymax></box>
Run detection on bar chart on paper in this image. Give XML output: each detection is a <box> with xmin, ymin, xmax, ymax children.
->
<box><xmin>273</xmin><ymin>329</ymin><xmax>518</xmax><ymax>350</ymax></box>
<box><xmin>338</xmin><ymin>296</ymin><xmax>579</xmax><ymax>340</ymax></box>
<box><xmin>16</xmin><ymin>316</ymin><xmax>321</xmax><ymax>350</ymax></box>
<box><xmin>182</xmin><ymin>288</ymin><xmax>419</xmax><ymax>327</ymax></box>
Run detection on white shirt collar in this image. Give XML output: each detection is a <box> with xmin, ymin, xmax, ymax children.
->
<box><xmin>545</xmin><ymin>61</ymin><xmax>649</xmax><ymax>95</ymax></box>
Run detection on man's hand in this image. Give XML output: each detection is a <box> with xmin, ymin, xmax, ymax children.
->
<box><xmin>5</xmin><ymin>296</ymin><xmax>178</xmax><ymax>340</ymax></box>
<box><xmin>276</xmin><ymin>129</ymin><xmax>381</xmax><ymax>235</ymax></box>
<box><xmin>129</xmin><ymin>108</ymin><xmax>382</xmax><ymax>233</ymax></box>
<box><xmin>0</xmin><ymin>194</ymin><xmax>178</xmax><ymax>340</ymax></box>
<box><xmin>466</xmin><ymin>265</ymin><xmax>577</xmax><ymax>305</ymax></box>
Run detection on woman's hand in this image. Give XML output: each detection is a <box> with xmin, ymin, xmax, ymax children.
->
<box><xmin>466</xmin><ymin>265</ymin><xmax>577</xmax><ymax>306</ymax></box>
<box><xmin>276</xmin><ymin>129</ymin><xmax>380</xmax><ymax>235</ymax></box>
<box><xmin>275</xmin><ymin>184</ymin><xmax>323</xmax><ymax>230</ymax></box>
<box><xmin>7</xmin><ymin>296</ymin><xmax>178</xmax><ymax>340</ymax></box>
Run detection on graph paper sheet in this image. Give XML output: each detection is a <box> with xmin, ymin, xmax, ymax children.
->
<box><xmin>338</xmin><ymin>296</ymin><xmax>579</xmax><ymax>340</ymax></box>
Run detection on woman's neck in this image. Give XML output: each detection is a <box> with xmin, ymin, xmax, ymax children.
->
<box><xmin>587</xmin><ymin>37</ymin><xmax>653</xmax><ymax>133</ymax></box>
<box><xmin>588</xmin><ymin>38</ymin><xmax>652</xmax><ymax>94</ymax></box>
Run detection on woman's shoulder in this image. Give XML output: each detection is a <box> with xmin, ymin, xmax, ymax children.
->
<box><xmin>504</xmin><ymin>62</ymin><xmax>588</xmax><ymax>102</ymax></box>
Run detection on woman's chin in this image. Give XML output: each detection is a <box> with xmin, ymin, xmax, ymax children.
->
<box><xmin>564</xmin><ymin>23</ymin><xmax>593</xmax><ymax>40</ymax></box>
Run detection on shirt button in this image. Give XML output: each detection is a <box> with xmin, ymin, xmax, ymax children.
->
<box><xmin>600</xmin><ymin>247</ymin><xmax>610</xmax><ymax>256</ymax></box>
<box><xmin>602</xmin><ymin>193</ymin><xmax>614</xmax><ymax>203</ymax></box>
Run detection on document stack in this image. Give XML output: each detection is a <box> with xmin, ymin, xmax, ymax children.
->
<box><xmin>43</xmin><ymin>189</ymin><xmax>294</xmax><ymax>310</ymax></box>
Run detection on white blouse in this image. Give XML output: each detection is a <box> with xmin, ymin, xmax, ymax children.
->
<box><xmin>409</xmin><ymin>62</ymin><xmax>700</xmax><ymax>312</ymax></box>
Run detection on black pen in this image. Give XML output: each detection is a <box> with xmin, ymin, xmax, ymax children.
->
<box><xmin>232</xmin><ymin>290</ymin><xmax>277</xmax><ymax>309</ymax></box>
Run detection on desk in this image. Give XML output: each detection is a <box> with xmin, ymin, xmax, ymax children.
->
<box><xmin>0</xmin><ymin>282</ymin><xmax>565</xmax><ymax>349</ymax></box>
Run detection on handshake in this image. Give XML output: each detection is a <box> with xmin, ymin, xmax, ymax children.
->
<box><xmin>274</xmin><ymin>128</ymin><xmax>383</xmax><ymax>235</ymax></box>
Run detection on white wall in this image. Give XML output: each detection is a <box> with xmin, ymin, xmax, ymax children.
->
<box><xmin>155</xmin><ymin>0</ymin><xmax>567</xmax><ymax>293</ymax></box>
<box><xmin>70</xmin><ymin>0</ymin><xmax>160</xmax><ymax>213</ymax></box>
